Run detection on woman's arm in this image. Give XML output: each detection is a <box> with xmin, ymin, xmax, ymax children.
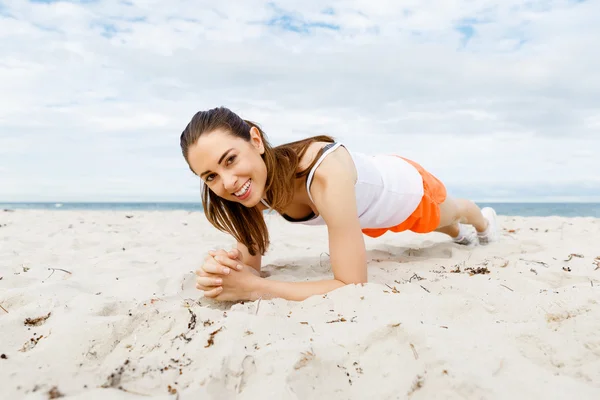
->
<box><xmin>252</xmin><ymin>279</ymin><xmax>346</xmax><ymax>301</ymax></box>
<box><xmin>236</xmin><ymin>241</ymin><xmax>262</xmax><ymax>274</ymax></box>
<box><xmin>248</xmin><ymin>148</ymin><xmax>368</xmax><ymax>301</ymax></box>
<box><xmin>310</xmin><ymin>146</ymin><xmax>368</xmax><ymax>284</ymax></box>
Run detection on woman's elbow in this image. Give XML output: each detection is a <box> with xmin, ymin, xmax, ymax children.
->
<box><xmin>338</xmin><ymin>276</ymin><xmax>368</xmax><ymax>285</ymax></box>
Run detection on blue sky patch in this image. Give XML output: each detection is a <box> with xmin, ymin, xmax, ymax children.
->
<box><xmin>267</xmin><ymin>14</ymin><xmax>339</xmax><ymax>33</ymax></box>
<box><xmin>455</xmin><ymin>24</ymin><xmax>475</xmax><ymax>47</ymax></box>
<box><xmin>266</xmin><ymin>3</ymin><xmax>340</xmax><ymax>33</ymax></box>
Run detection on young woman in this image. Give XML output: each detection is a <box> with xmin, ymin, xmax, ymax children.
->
<box><xmin>180</xmin><ymin>107</ymin><xmax>498</xmax><ymax>302</ymax></box>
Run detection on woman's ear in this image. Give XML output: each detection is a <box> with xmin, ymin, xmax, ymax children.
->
<box><xmin>250</xmin><ymin>126</ymin><xmax>265</xmax><ymax>154</ymax></box>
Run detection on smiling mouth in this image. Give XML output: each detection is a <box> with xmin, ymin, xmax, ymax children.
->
<box><xmin>233</xmin><ymin>179</ymin><xmax>252</xmax><ymax>199</ymax></box>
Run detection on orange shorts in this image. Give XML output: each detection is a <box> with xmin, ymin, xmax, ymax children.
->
<box><xmin>361</xmin><ymin>157</ymin><xmax>447</xmax><ymax>238</ymax></box>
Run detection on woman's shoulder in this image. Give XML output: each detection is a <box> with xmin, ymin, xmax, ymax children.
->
<box><xmin>298</xmin><ymin>141</ymin><xmax>338</xmax><ymax>171</ymax></box>
<box><xmin>300</xmin><ymin>141</ymin><xmax>357</xmax><ymax>185</ymax></box>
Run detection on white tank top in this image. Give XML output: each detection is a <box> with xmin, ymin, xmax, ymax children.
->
<box><xmin>261</xmin><ymin>142</ymin><xmax>424</xmax><ymax>229</ymax></box>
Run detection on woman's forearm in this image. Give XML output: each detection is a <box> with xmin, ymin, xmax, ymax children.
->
<box><xmin>251</xmin><ymin>278</ymin><xmax>346</xmax><ymax>301</ymax></box>
<box><xmin>236</xmin><ymin>241</ymin><xmax>262</xmax><ymax>274</ymax></box>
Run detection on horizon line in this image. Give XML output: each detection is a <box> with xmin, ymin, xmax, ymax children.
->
<box><xmin>2</xmin><ymin>200</ymin><xmax>600</xmax><ymax>204</ymax></box>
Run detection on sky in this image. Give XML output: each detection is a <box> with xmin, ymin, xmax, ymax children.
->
<box><xmin>1</xmin><ymin>0</ymin><xmax>599</xmax><ymax>202</ymax></box>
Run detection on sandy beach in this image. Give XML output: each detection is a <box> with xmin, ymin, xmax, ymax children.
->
<box><xmin>1</xmin><ymin>209</ymin><xmax>599</xmax><ymax>399</ymax></box>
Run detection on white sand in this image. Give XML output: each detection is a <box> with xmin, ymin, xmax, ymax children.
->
<box><xmin>1</xmin><ymin>209</ymin><xmax>600</xmax><ymax>399</ymax></box>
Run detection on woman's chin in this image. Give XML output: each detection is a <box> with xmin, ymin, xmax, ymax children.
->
<box><xmin>246</xmin><ymin>193</ymin><xmax>265</xmax><ymax>208</ymax></box>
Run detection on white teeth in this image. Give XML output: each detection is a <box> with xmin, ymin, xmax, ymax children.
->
<box><xmin>234</xmin><ymin>180</ymin><xmax>251</xmax><ymax>197</ymax></box>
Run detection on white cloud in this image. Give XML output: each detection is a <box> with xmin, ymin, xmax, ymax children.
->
<box><xmin>0</xmin><ymin>0</ymin><xmax>598</xmax><ymax>202</ymax></box>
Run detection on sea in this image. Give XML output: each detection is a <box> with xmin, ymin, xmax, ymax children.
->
<box><xmin>1</xmin><ymin>202</ymin><xmax>599</xmax><ymax>218</ymax></box>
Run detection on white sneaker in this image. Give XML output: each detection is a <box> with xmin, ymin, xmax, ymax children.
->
<box><xmin>478</xmin><ymin>207</ymin><xmax>499</xmax><ymax>245</ymax></box>
<box><xmin>452</xmin><ymin>224</ymin><xmax>478</xmax><ymax>246</ymax></box>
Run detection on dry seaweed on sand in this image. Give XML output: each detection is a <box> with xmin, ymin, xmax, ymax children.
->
<box><xmin>187</xmin><ymin>309</ymin><xmax>197</xmax><ymax>330</ymax></box>
<box><xmin>48</xmin><ymin>386</ymin><xmax>64</xmax><ymax>399</ymax></box>
<box><xmin>408</xmin><ymin>374</ymin><xmax>424</xmax><ymax>396</ymax></box>
<box><xmin>205</xmin><ymin>327</ymin><xmax>223</xmax><ymax>348</ymax></box>
<box><xmin>24</xmin><ymin>312</ymin><xmax>51</xmax><ymax>326</ymax></box>
<box><xmin>465</xmin><ymin>267</ymin><xmax>490</xmax><ymax>276</ymax></box>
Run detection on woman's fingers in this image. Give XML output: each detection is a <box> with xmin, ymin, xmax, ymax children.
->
<box><xmin>212</xmin><ymin>255</ymin><xmax>243</xmax><ymax>271</ymax></box>
<box><xmin>197</xmin><ymin>256</ymin><xmax>235</xmax><ymax>275</ymax></box>
<box><xmin>204</xmin><ymin>262</ymin><xmax>232</xmax><ymax>275</ymax></box>
<box><xmin>228</xmin><ymin>248</ymin><xmax>241</xmax><ymax>259</ymax></box>
<box><xmin>196</xmin><ymin>276</ymin><xmax>223</xmax><ymax>288</ymax></box>
<box><xmin>208</xmin><ymin>248</ymin><xmax>227</xmax><ymax>258</ymax></box>
<box><xmin>201</xmin><ymin>286</ymin><xmax>223</xmax><ymax>298</ymax></box>
<box><xmin>195</xmin><ymin>250</ymin><xmax>244</xmax><ymax>295</ymax></box>
<box><xmin>208</xmin><ymin>248</ymin><xmax>241</xmax><ymax>259</ymax></box>
<box><xmin>197</xmin><ymin>255</ymin><xmax>242</xmax><ymax>275</ymax></box>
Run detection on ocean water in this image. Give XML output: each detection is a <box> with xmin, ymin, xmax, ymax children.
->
<box><xmin>1</xmin><ymin>202</ymin><xmax>600</xmax><ymax>217</ymax></box>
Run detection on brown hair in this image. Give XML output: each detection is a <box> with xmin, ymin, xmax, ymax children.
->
<box><xmin>180</xmin><ymin>106</ymin><xmax>334</xmax><ymax>256</ymax></box>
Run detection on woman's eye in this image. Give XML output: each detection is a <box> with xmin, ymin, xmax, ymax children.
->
<box><xmin>206</xmin><ymin>174</ymin><xmax>216</xmax><ymax>182</ymax></box>
<box><xmin>227</xmin><ymin>155</ymin><xmax>236</xmax><ymax>164</ymax></box>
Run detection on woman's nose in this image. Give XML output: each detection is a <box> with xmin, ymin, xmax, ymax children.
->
<box><xmin>223</xmin><ymin>174</ymin><xmax>238</xmax><ymax>192</ymax></box>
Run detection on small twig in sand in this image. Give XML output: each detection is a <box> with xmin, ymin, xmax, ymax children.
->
<box><xmin>255</xmin><ymin>297</ymin><xmax>262</xmax><ymax>315</ymax></box>
<box><xmin>410</xmin><ymin>343</ymin><xmax>419</xmax><ymax>360</ymax></box>
<box><xmin>385</xmin><ymin>284</ymin><xmax>399</xmax><ymax>293</ymax></box>
<box><xmin>420</xmin><ymin>285</ymin><xmax>430</xmax><ymax>293</ymax></box>
<box><xmin>45</xmin><ymin>268</ymin><xmax>72</xmax><ymax>280</ymax></box>
<box><xmin>326</xmin><ymin>317</ymin><xmax>347</xmax><ymax>323</ymax></box>
<box><xmin>519</xmin><ymin>259</ymin><xmax>549</xmax><ymax>268</ymax></box>
<box><xmin>564</xmin><ymin>253</ymin><xmax>583</xmax><ymax>262</ymax></box>
<box><xmin>0</xmin><ymin>304</ymin><xmax>8</xmax><ymax>313</ymax></box>
<box><xmin>500</xmin><ymin>284</ymin><xmax>514</xmax><ymax>292</ymax></box>
<box><xmin>409</xmin><ymin>273</ymin><xmax>425</xmax><ymax>283</ymax></box>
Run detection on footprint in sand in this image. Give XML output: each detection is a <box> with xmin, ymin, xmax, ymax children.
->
<box><xmin>286</xmin><ymin>323</ymin><xmax>419</xmax><ymax>397</ymax></box>
<box><xmin>403</xmin><ymin>245</ymin><xmax>454</xmax><ymax>260</ymax></box>
<box><xmin>515</xmin><ymin>329</ymin><xmax>600</xmax><ymax>384</ymax></box>
<box><xmin>95</xmin><ymin>301</ymin><xmax>124</xmax><ymax>317</ymax></box>
<box><xmin>206</xmin><ymin>355</ymin><xmax>257</xmax><ymax>397</ymax></box>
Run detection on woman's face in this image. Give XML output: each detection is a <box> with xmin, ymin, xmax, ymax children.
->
<box><xmin>187</xmin><ymin>127</ymin><xmax>267</xmax><ymax>207</ymax></box>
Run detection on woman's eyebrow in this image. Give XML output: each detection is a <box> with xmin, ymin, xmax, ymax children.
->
<box><xmin>200</xmin><ymin>148</ymin><xmax>234</xmax><ymax>178</ymax></box>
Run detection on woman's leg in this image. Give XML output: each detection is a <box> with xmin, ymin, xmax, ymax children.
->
<box><xmin>437</xmin><ymin>197</ymin><xmax>488</xmax><ymax>232</ymax></box>
<box><xmin>435</xmin><ymin>197</ymin><xmax>498</xmax><ymax>244</ymax></box>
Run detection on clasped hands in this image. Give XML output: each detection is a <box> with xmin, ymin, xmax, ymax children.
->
<box><xmin>195</xmin><ymin>248</ymin><xmax>261</xmax><ymax>301</ymax></box>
